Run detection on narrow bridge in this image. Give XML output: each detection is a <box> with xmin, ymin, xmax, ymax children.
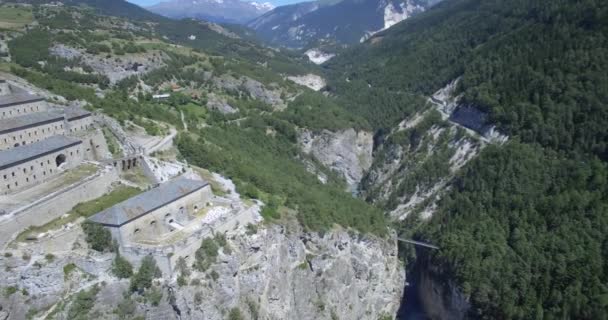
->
<box><xmin>397</xmin><ymin>238</ymin><xmax>439</xmax><ymax>250</ymax></box>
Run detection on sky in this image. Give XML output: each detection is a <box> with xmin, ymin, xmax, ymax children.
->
<box><xmin>127</xmin><ymin>0</ymin><xmax>306</xmax><ymax>7</ymax></box>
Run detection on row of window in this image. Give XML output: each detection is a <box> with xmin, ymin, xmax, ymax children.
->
<box><xmin>1</xmin><ymin>104</ymin><xmax>41</xmax><ymax>118</ymax></box>
<box><xmin>2</xmin><ymin>125</ymin><xmax>63</xmax><ymax>145</ymax></box>
<box><xmin>4</xmin><ymin>168</ymin><xmax>54</xmax><ymax>190</ymax></box>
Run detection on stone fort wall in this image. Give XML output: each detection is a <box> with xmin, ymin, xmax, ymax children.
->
<box><xmin>0</xmin><ymin>115</ymin><xmax>94</xmax><ymax>151</ymax></box>
<box><xmin>0</xmin><ymin>166</ymin><xmax>120</xmax><ymax>247</ymax></box>
<box><xmin>0</xmin><ymin>118</ymin><xmax>65</xmax><ymax>151</ymax></box>
<box><xmin>0</xmin><ymin>100</ymin><xmax>47</xmax><ymax>120</ymax></box>
<box><xmin>0</xmin><ymin>81</ymin><xmax>10</xmax><ymax>96</ymax></box>
<box><xmin>0</xmin><ymin>142</ymin><xmax>84</xmax><ymax>195</ymax></box>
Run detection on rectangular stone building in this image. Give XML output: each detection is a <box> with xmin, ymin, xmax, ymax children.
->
<box><xmin>0</xmin><ymin>93</ymin><xmax>47</xmax><ymax>120</ymax></box>
<box><xmin>0</xmin><ymin>135</ymin><xmax>84</xmax><ymax>195</ymax></box>
<box><xmin>0</xmin><ymin>112</ymin><xmax>66</xmax><ymax>150</ymax></box>
<box><xmin>0</xmin><ymin>108</ymin><xmax>93</xmax><ymax>151</ymax></box>
<box><xmin>88</xmin><ymin>178</ymin><xmax>212</xmax><ymax>247</ymax></box>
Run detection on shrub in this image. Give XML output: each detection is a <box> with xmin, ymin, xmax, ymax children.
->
<box><xmin>228</xmin><ymin>308</ymin><xmax>244</xmax><ymax>320</ymax></box>
<box><xmin>82</xmin><ymin>222</ymin><xmax>114</xmax><ymax>252</ymax></box>
<box><xmin>130</xmin><ymin>256</ymin><xmax>162</xmax><ymax>293</ymax></box>
<box><xmin>112</xmin><ymin>254</ymin><xmax>133</xmax><ymax>279</ymax></box>
<box><xmin>64</xmin><ymin>263</ymin><xmax>77</xmax><ymax>278</ymax></box>
<box><xmin>4</xmin><ymin>286</ymin><xmax>18</xmax><ymax>297</ymax></box>
<box><xmin>194</xmin><ymin>238</ymin><xmax>219</xmax><ymax>271</ymax></box>
<box><xmin>67</xmin><ymin>285</ymin><xmax>99</xmax><ymax>320</ymax></box>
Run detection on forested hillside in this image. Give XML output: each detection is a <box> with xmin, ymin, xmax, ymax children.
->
<box><xmin>326</xmin><ymin>0</ymin><xmax>608</xmax><ymax>318</ymax></box>
<box><xmin>4</xmin><ymin>3</ymin><xmax>384</xmax><ymax>237</ymax></box>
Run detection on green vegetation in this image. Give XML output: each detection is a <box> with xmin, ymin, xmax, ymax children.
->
<box><xmin>278</xmin><ymin>91</ymin><xmax>369</xmax><ymax>131</ymax></box>
<box><xmin>194</xmin><ymin>237</ymin><xmax>220</xmax><ymax>272</ymax></box>
<box><xmin>115</xmin><ymin>295</ymin><xmax>137</xmax><ymax>319</ymax></box>
<box><xmin>102</xmin><ymin>127</ymin><xmax>121</xmax><ymax>157</ymax></box>
<box><xmin>177</xmin><ymin>117</ymin><xmax>387</xmax><ymax>235</ymax></box>
<box><xmin>420</xmin><ymin>143</ymin><xmax>608</xmax><ymax>319</ymax></box>
<box><xmin>66</xmin><ymin>285</ymin><xmax>99</xmax><ymax>320</ymax></box>
<box><xmin>63</xmin><ymin>263</ymin><xmax>78</xmax><ymax>278</ymax></box>
<box><xmin>14</xmin><ymin>186</ymin><xmax>140</xmax><ymax>244</ymax></box>
<box><xmin>228</xmin><ymin>308</ymin><xmax>244</xmax><ymax>320</ymax></box>
<box><xmin>0</xmin><ymin>6</ymin><xmax>34</xmax><ymax>30</ymax></box>
<box><xmin>4</xmin><ymin>286</ymin><xmax>17</xmax><ymax>297</ymax></box>
<box><xmin>82</xmin><ymin>222</ymin><xmax>114</xmax><ymax>253</ymax></box>
<box><xmin>327</xmin><ymin>0</ymin><xmax>608</xmax><ymax>318</ymax></box>
<box><xmin>130</xmin><ymin>256</ymin><xmax>162</xmax><ymax>293</ymax></box>
<box><xmin>112</xmin><ymin>254</ymin><xmax>134</xmax><ymax>279</ymax></box>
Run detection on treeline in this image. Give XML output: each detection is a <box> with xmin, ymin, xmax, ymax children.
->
<box><xmin>329</xmin><ymin>0</ymin><xmax>608</xmax><ymax>318</ymax></box>
<box><xmin>9</xmin><ymin>29</ymin><xmax>110</xmax><ymax>88</ymax></box>
<box><xmin>420</xmin><ymin>143</ymin><xmax>608</xmax><ymax>319</ymax></box>
<box><xmin>177</xmin><ymin>114</ymin><xmax>388</xmax><ymax>235</ymax></box>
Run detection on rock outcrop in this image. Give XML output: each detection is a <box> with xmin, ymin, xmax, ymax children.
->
<box><xmin>299</xmin><ymin>129</ymin><xmax>374</xmax><ymax>191</ymax></box>
<box><xmin>174</xmin><ymin>224</ymin><xmax>404</xmax><ymax>320</ymax></box>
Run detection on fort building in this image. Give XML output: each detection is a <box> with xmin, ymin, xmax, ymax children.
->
<box><xmin>0</xmin><ymin>92</ymin><xmax>48</xmax><ymax>120</ymax></box>
<box><xmin>88</xmin><ymin>178</ymin><xmax>213</xmax><ymax>247</ymax></box>
<box><xmin>0</xmin><ymin>135</ymin><xmax>85</xmax><ymax>195</ymax></box>
<box><xmin>0</xmin><ymin>108</ymin><xmax>93</xmax><ymax>151</ymax></box>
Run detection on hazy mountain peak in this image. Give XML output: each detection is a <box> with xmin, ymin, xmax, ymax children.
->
<box><xmin>147</xmin><ymin>0</ymin><xmax>274</xmax><ymax>24</ymax></box>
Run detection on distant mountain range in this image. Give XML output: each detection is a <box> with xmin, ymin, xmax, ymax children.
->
<box><xmin>247</xmin><ymin>0</ymin><xmax>442</xmax><ymax>50</ymax></box>
<box><xmin>146</xmin><ymin>0</ymin><xmax>274</xmax><ymax>24</ymax></box>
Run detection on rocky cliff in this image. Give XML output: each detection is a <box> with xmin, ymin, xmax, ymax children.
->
<box><xmin>299</xmin><ymin>129</ymin><xmax>374</xmax><ymax>192</ymax></box>
<box><xmin>0</xmin><ymin>222</ymin><xmax>403</xmax><ymax>320</ymax></box>
<box><xmin>173</xmin><ymin>223</ymin><xmax>404</xmax><ymax>319</ymax></box>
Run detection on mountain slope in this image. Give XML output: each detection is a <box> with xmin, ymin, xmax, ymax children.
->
<box><xmin>248</xmin><ymin>0</ymin><xmax>441</xmax><ymax>50</ymax></box>
<box><xmin>326</xmin><ymin>0</ymin><xmax>608</xmax><ymax>318</ymax></box>
<box><xmin>147</xmin><ymin>0</ymin><xmax>274</xmax><ymax>24</ymax></box>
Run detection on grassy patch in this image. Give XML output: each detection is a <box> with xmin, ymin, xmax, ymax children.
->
<box><xmin>191</xmin><ymin>166</ymin><xmax>227</xmax><ymax>196</ymax></box>
<box><xmin>0</xmin><ymin>6</ymin><xmax>33</xmax><ymax>30</ymax></box>
<box><xmin>121</xmin><ymin>166</ymin><xmax>152</xmax><ymax>188</ymax></box>
<box><xmin>102</xmin><ymin>127</ymin><xmax>121</xmax><ymax>157</ymax></box>
<box><xmin>13</xmin><ymin>186</ymin><xmax>141</xmax><ymax>243</ymax></box>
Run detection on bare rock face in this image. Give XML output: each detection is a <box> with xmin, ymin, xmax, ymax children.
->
<box><xmin>299</xmin><ymin>129</ymin><xmax>374</xmax><ymax>191</ymax></box>
<box><xmin>175</xmin><ymin>224</ymin><xmax>404</xmax><ymax>320</ymax></box>
<box><xmin>287</xmin><ymin>74</ymin><xmax>327</xmax><ymax>91</ymax></box>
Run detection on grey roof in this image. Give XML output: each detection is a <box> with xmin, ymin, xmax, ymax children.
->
<box><xmin>64</xmin><ymin>107</ymin><xmax>91</xmax><ymax>121</ymax></box>
<box><xmin>0</xmin><ymin>92</ymin><xmax>44</xmax><ymax>108</ymax></box>
<box><xmin>88</xmin><ymin>178</ymin><xmax>209</xmax><ymax>227</ymax></box>
<box><xmin>0</xmin><ymin>135</ymin><xmax>82</xmax><ymax>170</ymax></box>
<box><xmin>0</xmin><ymin>111</ymin><xmax>64</xmax><ymax>135</ymax></box>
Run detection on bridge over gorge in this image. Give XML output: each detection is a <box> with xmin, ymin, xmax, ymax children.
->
<box><xmin>397</xmin><ymin>238</ymin><xmax>439</xmax><ymax>250</ymax></box>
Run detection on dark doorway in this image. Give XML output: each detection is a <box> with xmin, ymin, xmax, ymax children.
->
<box><xmin>55</xmin><ymin>154</ymin><xmax>66</xmax><ymax>167</ymax></box>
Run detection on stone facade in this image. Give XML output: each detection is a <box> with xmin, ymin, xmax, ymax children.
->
<box><xmin>89</xmin><ymin>178</ymin><xmax>213</xmax><ymax>273</ymax></box>
<box><xmin>0</xmin><ymin>110</ymin><xmax>93</xmax><ymax>151</ymax></box>
<box><xmin>0</xmin><ymin>81</ymin><xmax>48</xmax><ymax>120</ymax></box>
<box><xmin>0</xmin><ymin>98</ymin><xmax>48</xmax><ymax>120</ymax></box>
<box><xmin>115</xmin><ymin>185</ymin><xmax>212</xmax><ymax>245</ymax></box>
<box><xmin>0</xmin><ymin>80</ymin><xmax>10</xmax><ymax>96</ymax></box>
<box><xmin>0</xmin><ymin>136</ymin><xmax>85</xmax><ymax>195</ymax></box>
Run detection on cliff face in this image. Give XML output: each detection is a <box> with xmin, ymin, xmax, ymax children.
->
<box><xmin>0</xmin><ymin>223</ymin><xmax>403</xmax><ymax>320</ymax></box>
<box><xmin>299</xmin><ymin>128</ymin><xmax>374</xmax><ymax>192</ymax></box>
<box><xmin>174</xmin><ymin>224</ymin><xmax>404</xmax><ymax>319</ymax></box>
<box><xmin>414</xmin><ymin>258</ymin><xmax>470</xmax><ymax>320</ymax></box>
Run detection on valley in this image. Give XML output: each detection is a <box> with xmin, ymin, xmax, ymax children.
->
<box><xmin>0</xmin><ymin>0</ymin><xmax>606</xmax><ymax>319</ymax></box>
